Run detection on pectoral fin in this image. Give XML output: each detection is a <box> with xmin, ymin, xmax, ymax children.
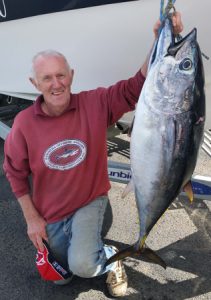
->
<box><xmin>122</xmin><ymin>180</ymin><xmax>134</xmax><ymax>198</ymax></box>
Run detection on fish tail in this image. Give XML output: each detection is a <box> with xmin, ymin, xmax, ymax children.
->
<box><xmin>105</xmin><ymin>240</ymin><xmax>167</xmax><ymax>269</ymax></box>
<box><xmin>139</xmin><ymin>246</ymin><xmax>167</xmax><ymax>269</ymax></box>
<box><xmin>104</xmin><ymin>244</ymin><xmax>138</xmax><ymax>267</ymax></box>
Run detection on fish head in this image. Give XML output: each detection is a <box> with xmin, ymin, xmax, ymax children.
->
<box><xmin>147</xmin><ymin>20</ymin><xmax>203</xmax><ymax>116</ymax></box>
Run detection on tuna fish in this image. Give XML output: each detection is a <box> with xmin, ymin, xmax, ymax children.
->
<box><xmin>106</xmin><ymin>17</ymin><xmax>206</xmax><ymax>268</ymax></box>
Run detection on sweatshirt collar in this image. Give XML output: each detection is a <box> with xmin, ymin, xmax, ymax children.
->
<box><xmin>34</xmin><ymin>94</ymin><xmax>77</xmax><ymax>117</ymax></box>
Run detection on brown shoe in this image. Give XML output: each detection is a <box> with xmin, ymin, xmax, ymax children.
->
<box><xmin>106</xmin><ymin>246</ymin><xmax>128</xmax><ymax>297</ymax></box>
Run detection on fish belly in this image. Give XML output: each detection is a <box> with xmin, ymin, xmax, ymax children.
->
<box><xmin>130</xmin><ymin>98</ymin><xmax>191</xmax><ymax>239</ymax></box>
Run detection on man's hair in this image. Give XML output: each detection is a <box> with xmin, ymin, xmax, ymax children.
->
<box><xmin>31</xmin><ymin>50</ymin><xmax>71</xmax><ymax>79</ymax></box>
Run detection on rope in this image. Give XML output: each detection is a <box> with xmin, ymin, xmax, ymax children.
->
<box><xmin>160</xmin><ymin>0</ymin><xmax>176</xmax><ymax>22</ymax></box>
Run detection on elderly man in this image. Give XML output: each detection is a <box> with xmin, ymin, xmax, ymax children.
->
<box><xmin>3</xmin><ymin>13</ymin><xmax>183</xmax><ymax>297</ymax></box>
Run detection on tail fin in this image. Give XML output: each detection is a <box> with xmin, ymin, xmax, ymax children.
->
<box><xmin>105</xmin><ymin>245</ymin><xmax>137</xmax><ymax>267</ymax></box>
<box><xmin>105</xmin><ymin>243</ymin><xmax>167</xmax><ymax>269</ymax></box>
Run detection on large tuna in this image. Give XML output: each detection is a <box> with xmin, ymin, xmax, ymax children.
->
<box><xmin>106</xmin><ymin>17</ymin><xmax>206</xmax><ymax>268</ymax></box>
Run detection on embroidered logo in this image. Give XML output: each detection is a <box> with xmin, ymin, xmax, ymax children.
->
<box><xmin>43</xmin><ymin>139</ymin><xmax>87</xmax><ymax>170</ymax></box>
<box><xmin>36</xmin><ymin>251</ymin><xmax>46</xmax><ymax>266</ymax></box>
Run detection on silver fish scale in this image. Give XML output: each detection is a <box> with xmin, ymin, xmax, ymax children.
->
<box><xmin>130</xmin><ymin>17</ymin><xmax>205</xmax><ymax>243</ymax></box>
<box><xmin>105</xmin><ymin>17</ymin><xmax>205</xmax><ymax>269</ymax></box>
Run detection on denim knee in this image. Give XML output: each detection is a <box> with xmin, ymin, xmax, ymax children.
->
<box><xmin>68</xmin><ymin>248</ymin><xmax>106</xmax><ymax>278</ymax></box>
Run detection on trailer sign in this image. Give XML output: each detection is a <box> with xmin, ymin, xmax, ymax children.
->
<box><xmin>108</xmin><ymin>160</ymin><xmax>211</xmax><ymax>200</ymax></box>
<box><xmin>108</xmin><ymin>169</ymin><xmax>132</xmax><ymax>182</ymax></box>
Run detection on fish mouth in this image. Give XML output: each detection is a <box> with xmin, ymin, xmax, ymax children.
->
<box><xmin>167</xmin><ymin>28</ymin><xmax>197</xmax><ymax>57</ymax></box>
<box><xmin>150</xmin><ymin>19</ymin><xmax>197</xmax><ymax>66</ymax></box>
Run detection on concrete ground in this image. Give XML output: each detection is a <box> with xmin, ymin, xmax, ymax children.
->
<box><xmin>0</xmin><ymin>133</ymin><xmax>211</xmax><ymax>300</ymax></box>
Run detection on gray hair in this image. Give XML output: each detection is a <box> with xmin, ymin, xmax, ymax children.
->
<box><xmin>30</xmin><ymin>50</ymin><xmax>71</xmax><ymax>79</ymax></box>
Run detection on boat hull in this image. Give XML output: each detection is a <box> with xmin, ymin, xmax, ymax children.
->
<box><xmin>0</xmin><ymin>0</ymin><xmax>210</xmax><ymax>127</ymax></box>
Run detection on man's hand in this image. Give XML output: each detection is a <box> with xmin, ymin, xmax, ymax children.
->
<box><xmin>27</xmin><ymin>214</ymin><xmax>48</xmax><ymax>251</ymax></box>
<box><xmin>17</xmin><ymin>194</ymin><xmax>48</xmax><ymax>251</ymax></box>
<box><xmin>171</xmin><ymin>11</ymin><xmax>183</xmax><ymax>35</ymax></box>
<box><xmin>153</xmin><ymin>11</ymin><xmax>184</xmax><ymax>38</ymax></box>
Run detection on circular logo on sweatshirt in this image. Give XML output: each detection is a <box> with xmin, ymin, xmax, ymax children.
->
<box><xmin>43</xmin><ymin>139</ymin><xmax>87</xmax><ymax>171</ymax></box>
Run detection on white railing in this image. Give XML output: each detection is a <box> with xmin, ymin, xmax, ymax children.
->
<box><xmin>202</xmin><ymin>129</ymin><xmax>211</xmax><ymax>157</ymax></box>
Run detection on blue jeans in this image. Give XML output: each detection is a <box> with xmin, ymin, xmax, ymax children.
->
<box><xmin>46</xmin><ymin>196</ymin><xmax>116</xmax><ymax>278</ymax></box>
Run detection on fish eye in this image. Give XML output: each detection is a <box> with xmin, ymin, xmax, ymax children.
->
<box><xmin>179</xmin><ymin>58</ymin><xmax>193</xmax><ymax>71</ymax></box>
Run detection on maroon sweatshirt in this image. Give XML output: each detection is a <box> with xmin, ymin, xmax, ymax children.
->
<box><xmin>3</xmin><ymin>71</ymin><xmax>145</xmax><ymax>223</ymax></box>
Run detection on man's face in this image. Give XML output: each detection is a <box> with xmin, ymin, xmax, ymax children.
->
<box><xmin>31</xmin><ymin>55</ymin><xmax>73</xmax><ymax>115</ymax></box>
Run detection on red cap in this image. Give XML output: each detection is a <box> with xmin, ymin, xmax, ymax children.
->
<box><xmin>36</xmin><ymin>240</ymin><xmax>71</xmax><ymax>281</ymax></box>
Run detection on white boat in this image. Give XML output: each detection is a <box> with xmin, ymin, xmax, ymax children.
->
<box><xmin>0</xmin><ymin>0</ymin><xmax>210</xmax><ymax>129</ymax></box>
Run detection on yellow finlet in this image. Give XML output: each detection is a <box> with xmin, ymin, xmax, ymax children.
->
<box><xmin>183</xmin><ymin>181</ymin><xmax>194</xmax><ymax>203</ymax></box>
<box><xmin>139</xmin><ymin>235</ymin><xmax>147</xmax><ymax>248</ymax></box>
